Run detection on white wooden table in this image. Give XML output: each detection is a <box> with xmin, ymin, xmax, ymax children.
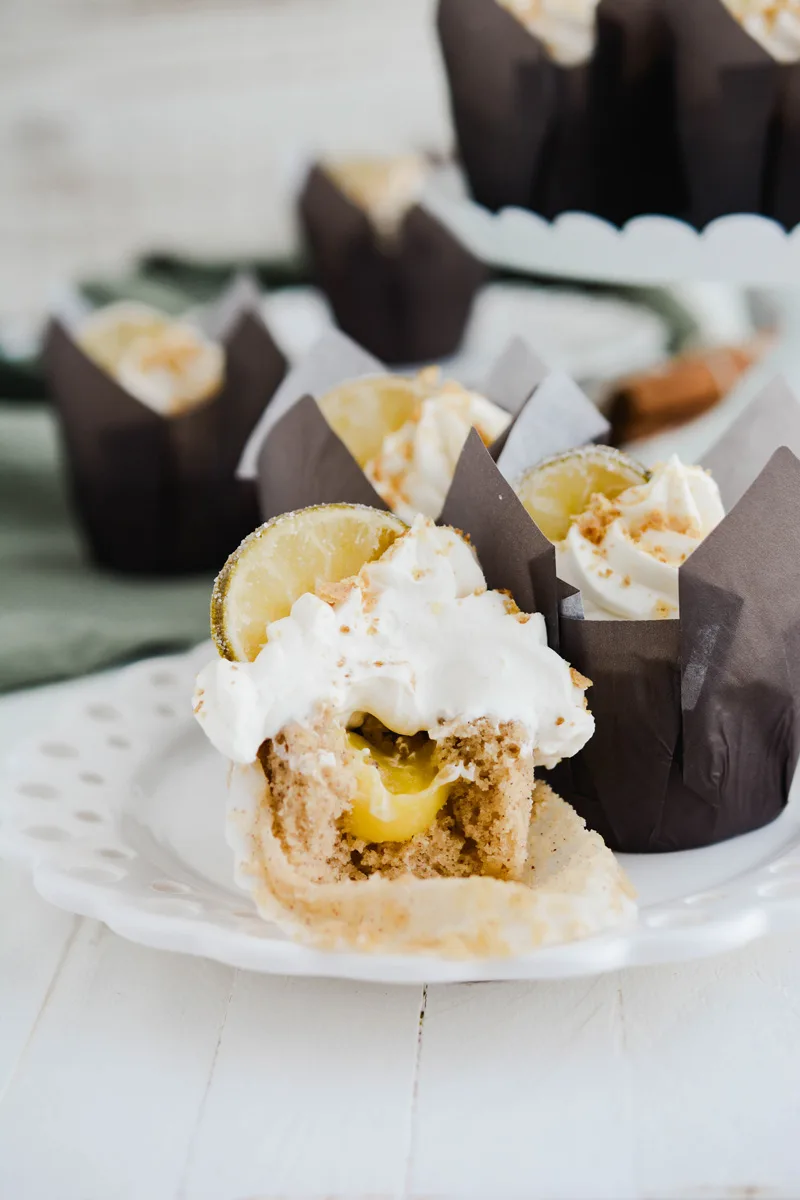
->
<box><xmin>2</xmin><ymin>678</ymin><xmax>800</xmax><ymax>1200</ymax></box>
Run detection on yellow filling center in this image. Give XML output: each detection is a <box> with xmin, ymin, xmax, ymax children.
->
<box><xmin>342</xmin><ymin>732</ymin><xmax>454</xmax><ymax>843</ymax></box>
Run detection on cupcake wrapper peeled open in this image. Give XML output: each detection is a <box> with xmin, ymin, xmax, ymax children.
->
<box><xmin>438</xmin><ymin>0</ymin><xmax>800</xmax><ymax>229</ymax></box>
<box><xmin>300</xmin><ymin>165</ymin><xmax>486</xmax><ymax>363</ymax></box>
<box><xmin>228</xmin><ymin>765</ymin><xmax>636</xmax><ymax>958</ymax></box>
<box><xmin>230</xmin><ymin>372</ymin><xmax>631</xmax><ymax>953</ymax></box>
<box><xmin>43</xmin><ymin>277</ymin><xmax>287</xmax><ymax>575</ymax></box>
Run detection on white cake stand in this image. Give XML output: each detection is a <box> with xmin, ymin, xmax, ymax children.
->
<box><xmin>422</xmin><ymin>171</ymin><xmax>800</xmax><ymax>286</ymax></box>
<box><xmin>422</xmin><ymin>173</ymin><xmax>800</xmax><ymax>455</ymax></box>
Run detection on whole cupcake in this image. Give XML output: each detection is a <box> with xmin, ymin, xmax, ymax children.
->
<box><xmin>513</xmin><ymin>379</ymin><xmax>800</xmax><ymax>851</ymax></box>
<box><xmin>44</xmin><ymin>281</ymin><xmax>287</xmax><ymax>575</ymax></box>
<box><xmin>299</xmin><ymin>154</ymin><xmax>486</xmax><ymax>363</ymax></box>
<box><xmin>235</xmin><ymin>328</ymin><xmax>609</xmax><ymax>540</ymax></box>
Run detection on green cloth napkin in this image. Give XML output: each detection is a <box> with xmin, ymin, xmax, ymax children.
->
<box><xmin>0</xmin><ymin>403</ymin><xmax>212</xmax><ymax>692</ymax></box>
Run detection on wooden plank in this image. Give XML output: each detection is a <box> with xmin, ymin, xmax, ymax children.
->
<box><xmin>0</xmin><ymin>684</ymin><xmax>84</xmax><ymax>1094</ymax></box>
<box><xmin>180</xmin><ymin>971</ymin><xmax>423</xmax><ymax>1200</ymax></box>
<box><xmin>0</xmin><ymin>921</ymin><xmax>236</xmax><ymax>1200</ymax></box>
<box><xmin>411</xmin><ymin>936</ymin><xmax>800</xmax><ymax>1200</ymax></box>
<box><xmin>0</xmin><ymin>864</ymin><xmax>77</xmax><ymax>1094</ymax></box>
<box><xmin>0</xmin><ymin>679</ymin><xmax>424</xmax><ymax>1198</ymax></box>
<box><xmin>410</xmin><ymin>975</ymin><xmax>636</xmax><ymax>1200</ymax></box>
<box><xmin>622</xmin><ymin>933</ymin><xmax>800</xmax><ymax>1200</ymax></box>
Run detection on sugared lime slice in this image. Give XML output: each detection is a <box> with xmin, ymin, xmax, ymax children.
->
<box><xmin>211</xmin><ymin>504</ymin><xmax>407</xmax><ymax>662</ymax></box>
<box><xmin>515</xmin><ymin>446</ymin><xmax>649</xmax><ymax>543</ymax></box>
<box><xmin>317</xmin><ymin>375</ymin><xmax>424</xmax><ymax>466</ymax></box>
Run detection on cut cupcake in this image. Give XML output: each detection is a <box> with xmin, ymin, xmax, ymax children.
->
<box><xmin>319</xmin><ymin>368</ymin><xmax>511</xmax><ymax>521</ymax></box>
<box><xmin>194</xmin><ymin>503</ymin><xmax>635</xmax><ymax>956</ymax></box>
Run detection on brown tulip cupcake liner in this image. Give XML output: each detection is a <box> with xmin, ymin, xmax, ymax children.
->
<box><xmin>238</xmin><ymin>328</ymin><xmax>800</xmax><ymax>853</ymax></box>
<box><xmin>437</xmin><ymin>0</ymin><xmax>800</xmax><ymax>229</ymax></box>
<box><xmin>546</xmin><ymin>378</ymin><xmax>800</xmax><ymax>852</ymax></box>
<box><xmin>43</xmin><ymin>275</ymin><xmax>288</xmax><ymax>576</ymax></box>
<box><xmin>299</xmin><ymin>163</ymin><xmax>487</xmax><ymax>363</ymax></box>
<box><xmin>237</xmin><ymin>327</ymin><xmax>608</xmax><ymax>602</ymax></box>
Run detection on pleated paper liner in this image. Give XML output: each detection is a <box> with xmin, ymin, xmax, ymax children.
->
<box><xmin>43</xmin><ymin>276</ymin><xmax>287</xmax><ymax>576</ymax></box>
<box><xmin>548</xmin><ymin>379</ymin><xmax>800</xmax><ymax>851</ymax></box>
<box><xmin>298</xmin><ymin>164</ymin><xmax>486</xmax><ymax>364</ymax></box>
<box><xmin>437</xmin><ymin>0</ymin><xmax>800</xmax><ymax>229</ymax></box>
<box><xmin>240</xmin><ymin>329</ymin><xmax>609</xmax><ymax>660</ymax></box>
<box><xmin>437</xmin><ymin>0</ymin><xmax>576</xmax><ymax>215</ymax></box>
<box><xmin>235</xmin><ymin>328</ymin><xmax>609</xmax><ymax>527</ymax></box>
<box><xmin>589</xmin><ymin>0</ymin><xmax>684</xmax><ymax>225</ymax></box>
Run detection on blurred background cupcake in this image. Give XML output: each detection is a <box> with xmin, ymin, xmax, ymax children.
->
<box><xmin>437</xmin><ymin>0</ymin><xmax>800</xmax><ymax>228</ymax></box>
<box><xmin>299</xmin><ymin>154</ymin><xmax>486</xmax><ymax>363</ymax></box>
<box><xmin>43</xmin><ymin>283</ymin><xmax>287</xmax><ymax>575</ymax></box>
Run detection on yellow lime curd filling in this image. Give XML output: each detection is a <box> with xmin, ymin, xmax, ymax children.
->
<box><xmin>342</xmin><ymin>731</ymin><xmax>456</xmax><ymax>843</ymax></box>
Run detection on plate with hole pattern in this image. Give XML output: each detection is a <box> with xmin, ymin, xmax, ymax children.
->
<box><xmin>2</xmin><ymin>645</ymin><xmax>800</xmax><ymax>984</ymax></box>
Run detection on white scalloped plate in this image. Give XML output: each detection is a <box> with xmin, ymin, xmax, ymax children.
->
<box><xmin>422</xmin><ymin>179</ymin><xmax>800</xmax><ymax>285</ymax></box>
<box><xmin>2</xmin><ymin>645</ymin><xmax>800</xmax><ymax>984</ymax></box>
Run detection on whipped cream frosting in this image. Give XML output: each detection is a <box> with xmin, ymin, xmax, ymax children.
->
<box><xmin>721</xmin><ymin>0</ymin><xmax>800</xmax><ymax>62</ymax></box>
<box><xmin>556</xmin><ymin>456</ymin><xmax>725</xmax><ymax>621</ymax></box>
<box><xmin>194</xmin><ymin>517</ymin><xmax>593</xmax><ymax>768</ymax></box>
<box><xmin>364</xmin><ymin>383</ymin><xmax>511</xmax><ymax>521</ymax></box>
<box><xmin>116</xmin><ymin>324</ymin><xmax>224</xmax><ymax>415</ymax></box>
<box><xmin>79</xmin><ymin>303</ymin><xmax>224</xmax><ymax>416</ymax></box>
<box><xmin>325</xmin><ymin>154</ymin><xmax>429</xmax><ymax>241</ymax></box>
<box><xmin>497</xmin><ymin>0</ymin><xmax>601</xmax><ymax>64</ymax></box>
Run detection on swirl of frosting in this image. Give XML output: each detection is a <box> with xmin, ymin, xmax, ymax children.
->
<box><xmin>721</xmin><ymin>0</ymin><xmax>800</xmax><ymax>62</ymax></box>
<box><xmin>556</xmin><ymin>456</ymin><xmax>725</xmax><ymax>621</ymax></box>
<box><xmin>364</xmin><ymin>385</ymin><xmax>511</xmax><ymax>522</ymax></box>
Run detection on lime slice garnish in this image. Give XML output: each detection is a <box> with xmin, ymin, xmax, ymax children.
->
<box><xmin>317</xmin><ymin>375</ymin><xmax>425</xmax><ymax>467</ymax></box>
<box><xmin>515</xmin><ymin>446</ymin><xmax>650</xmax><ymax>542</ymax></box>
<box><xmin>211</xmin><ymin>504</ymin><xmax>407</xmax><ymax>662</ymax></box>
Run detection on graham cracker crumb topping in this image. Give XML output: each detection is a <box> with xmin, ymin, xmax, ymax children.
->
<box><xmin>570</xmin><ymin>667</ymin><xmax>592</xmax><ymax>691</ymax></box>
<box><xmin>575</xmin><ymin>494</ymin><xmax>620</xmax><ymax>546</ymax></box>
<box><xmin>316</xmin><ymin>578</ymin><xmax>357</xmax><ymax>607</ymax></box>
<box><xmin>630</xmin><ymin>510</ymin><xmax>701</xmax><ymax>541</ymax></box>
